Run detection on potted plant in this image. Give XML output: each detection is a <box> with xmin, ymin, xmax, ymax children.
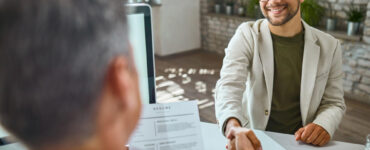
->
<box><xmin>344</xmin><ymin>3</ymin><xmax>366</xmax><ymax>36</ymax></box>
<box><xmin>225</xmin><ymin>0</ymin><xmax>235</xmax><ymax>15</ymax></box>
<box><xmin>247</xmin><ymin>0</ymin><xmax>262</xmax><ymax>19</ymax></box>
<box><xmin>301</xmin><ymin>0</ymin><xmax>324</xmax><ymax>26</ymax></box>
<box><xmin>214</xmin><ymin>0</ymin><xmax>222</xmax><ymax>14</ymax></box>
<box><xmin>326</xmin><ymin>2</ymin><xmax>337</xmax><ymax>31</ymax></box>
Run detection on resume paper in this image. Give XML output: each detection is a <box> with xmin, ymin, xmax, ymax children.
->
<box><xmin>128</xmin><ymin>101</ymin><xmax>204</xmax><ymax>150</ymax></box>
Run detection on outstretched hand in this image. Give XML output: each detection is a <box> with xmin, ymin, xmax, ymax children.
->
<box><xmin>224</xmin><ymin>118</ymin><xmax>262</xmax><ymax>150</ymax></box>
<box><xmin>226</xmin><ymin>127</ymin><xmax>262</xmax><ymax>150</ymax></box>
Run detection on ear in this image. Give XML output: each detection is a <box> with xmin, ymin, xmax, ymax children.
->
<box><xmin>108</xmin><ymin>54</ymin><xmax>141</xmax><ymax>119</ymax></box>
<box><xmin>300</xmin><ymin>0</ymin><xmax>304</xmax><ymax>3</ymax></box>
<box><xmin>107</xmin><ymin>56</ymin><xmax>138</xmax><ymax>111</ymax></box>
<box><xmin>93</xmin><ymin>56</ymin><xmax>135</xmax><ymax>149</ymax></box>
<box><xmin>109</xmin><ymin>54</ymin><xmax>142</xmax><ymax>138</ymax></box>
<box><xmin>97</xmin><ymin>55</ymin><xmax>141</xmax><ymax>146</ymax></box>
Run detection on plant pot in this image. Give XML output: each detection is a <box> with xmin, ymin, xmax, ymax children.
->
<box><xmin>347</xmin><ymin>21</ymin><xmax>360</xmax><ymax>36</ymax></box>
<box><xmin>215</xmin><ymin>4</ymin><xmax>221</xmax><ymax>14</ymax></box>
<box><xmin>238</xmin><ymin>7</ymin><xmax>245</xmax><ymax>16</ymax></box>
<box><xmin>226</xmin><ymin>5</ymin><xmax>232</xmax><ymax>15</ymax></box>
<box><xmin>151</xmin><ymin>0</ymin><xmax>161</xmax><ymax>5</ymax></box>
<box><xmin>326</xmin><ymin>18</ymin><xmax>336</xmax><ymax>31</ymax></box>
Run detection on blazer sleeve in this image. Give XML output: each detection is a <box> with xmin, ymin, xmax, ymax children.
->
<box><xmin>313</xmin><ymin>40</ymin><xmax>346</xmax><ymax>138</ymax></box>
<box><xmin>215</xmin><ymin>24</ymin><xmax>253</xmax><ymax>136</ymax></box>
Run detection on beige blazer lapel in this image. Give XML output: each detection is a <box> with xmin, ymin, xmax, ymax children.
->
<box><xmin>258</xmin><ymin>20</ymin><xmax>274</xmax><ymax>107</ymax></box>
<box><xmin>300</xmin><ymin>21</ymin><xmax>320</xmax><ymax>125</ymax></box>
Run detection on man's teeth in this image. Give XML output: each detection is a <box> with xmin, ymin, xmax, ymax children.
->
<box><xmin>271</xmin><ymin>7</ymin><xmax>284</xmax><ymax>12</ymax></box>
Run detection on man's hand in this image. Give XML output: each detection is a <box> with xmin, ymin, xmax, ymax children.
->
<box><xmin>226</xmin><ymin>127</ymin><xmax>262</xmax><ymax>150</ymax></box>
<box><xmin>227</xmin><ymin>135</ymin><xmax>254</xmax><ymax>150</ymax></box>
<box><xmin>295</xmin><ymin>123</ymin><xmax>330</xmax><ymax>146</ymax></box>
<box><xmin>224</xmin><ymin>118</ymin><xmax>262</xmax><ymax>150</ymax></box>
<box><xmin>225</xmin><ymin>118</ymin><xmax>242</xmax><ymax>135</ymax></box>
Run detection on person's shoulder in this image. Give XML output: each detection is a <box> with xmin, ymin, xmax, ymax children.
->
<box><xmin>307</xmin><ymin>25</ymin><xmax>339</xmax><ymax>44</ymax></box>
<box><xmin>234</xmin><ymin>19</ymin><xmax>265</xmax><ymax>42</ymax></box>
<box><xmin>237</xmin><ymin>19</ymin><xmax>265</xmax><ymax>33</ymax></box>
<box><xmin>305</xmin><ymin>24</ymin><xmax>342</xmax><ymax>56</ymax></box>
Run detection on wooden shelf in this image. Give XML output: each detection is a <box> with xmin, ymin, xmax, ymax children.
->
<box><xmin>206</xmin><ymin>13</ymin><xmax>258</xmax><ymax>21</ymax></box>
<box><xmin>319</xmin><ymin>28</ymin><xmax>362</xmax><ymax>42</ymax></box>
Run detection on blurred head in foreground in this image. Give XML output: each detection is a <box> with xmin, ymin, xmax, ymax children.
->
<box><xmin>0</xmin><ymin>0</ymin><xmax>142</xmax><ymax>149</ymax></box>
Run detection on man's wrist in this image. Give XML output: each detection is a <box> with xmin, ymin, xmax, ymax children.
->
<box><xmin>225</xmin><ymin>118</ymin><xmax>241</xmax><ymax>135</ymax></box>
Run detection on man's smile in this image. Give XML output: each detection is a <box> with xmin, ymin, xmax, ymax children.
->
<box><xmin>266</xmin><ymin>5</ymin><xmax>288</xmax><ymax>15</ymax></box>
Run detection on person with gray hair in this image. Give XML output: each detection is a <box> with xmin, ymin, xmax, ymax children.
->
<box><xmin>0</xmin><ymin>0</ymin><xmax>142</xmax><ymax>150</ymax></box>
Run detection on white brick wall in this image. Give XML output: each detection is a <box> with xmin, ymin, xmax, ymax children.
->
<box><xmin>342</xmin><ymin>43</ymin><xmax>370</xmax><ymax>103</ymax></box>
<box><xmin>364</xmin><ymin>2</ymin><xmax>370</xmax><ymax>44</ymax></box>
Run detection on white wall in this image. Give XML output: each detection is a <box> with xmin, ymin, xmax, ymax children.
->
<box><xmin>152</xmin><ymin>0</ymin><xmax>201</xmax><ymax>56</ymax></box>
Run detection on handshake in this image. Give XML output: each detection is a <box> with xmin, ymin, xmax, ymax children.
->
<box><xmin>225</xmin><ymin>118</ymin><xmax>331</xmax><ymax>150</ymax></box>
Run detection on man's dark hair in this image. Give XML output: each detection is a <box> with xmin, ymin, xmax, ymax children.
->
<box><xmin>0</xmin><ymin>0</ymin><xmax>129</xmax><ymax>148</ymax></box>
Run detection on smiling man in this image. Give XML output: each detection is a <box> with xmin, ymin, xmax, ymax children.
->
<box><xmin>215</xmin><ymin>0</ymin><xmax>346</xmax><ymax>149</ymax></box>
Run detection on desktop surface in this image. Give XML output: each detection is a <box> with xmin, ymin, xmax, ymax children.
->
<box><xmin>0</xmin><ymin>122</ymin><xmax>365</xmax><ymax>150</ymax></box>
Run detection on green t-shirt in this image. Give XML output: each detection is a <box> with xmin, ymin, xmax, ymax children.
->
<box><xmin>265</xmin><ymin>30</ymin><xmax>305</xmax><ymax>134</ymax></box>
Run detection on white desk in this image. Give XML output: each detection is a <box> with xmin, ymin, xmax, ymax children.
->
<box><xmin>201</xmin><ymin>122</ymin><xmax>365</xmax><ymax>150</ymax></box>
<box><xmin>0</xmin><ymin>122</ymin><xmax>366</xmax><ymax>150</ymax></box>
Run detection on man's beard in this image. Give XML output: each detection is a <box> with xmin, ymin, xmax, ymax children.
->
<box><xmin>264</xmin><ymin>1</ymin><xmax>300</xmax><ymax>26</ymax></box>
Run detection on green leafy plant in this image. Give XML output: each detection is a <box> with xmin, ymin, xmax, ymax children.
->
<box><xmin>344</xmin><ymin>3</ymin><xmax>366</xmax><ymax>22</ymax></box>
<box><xmin>301</xmin><ymin>0</ymin><xmax>324</xmax><ymax>26</ymax></box>
<box><xmin>247</xmin><ymin>0</ymin><xmax>260</xmax><ymax>18</ymax></box>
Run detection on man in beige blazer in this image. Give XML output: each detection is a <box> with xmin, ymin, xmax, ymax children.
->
<box><xmin>215</xmin><ymin>0</ymin><xmax>346</xmax><ymax>149</ymax></box>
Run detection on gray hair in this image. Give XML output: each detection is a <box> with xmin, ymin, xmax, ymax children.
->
<box><xmin>0</xmin><ymin>0</ymin><xmax>129</xmax><ymax>148</ymax></box>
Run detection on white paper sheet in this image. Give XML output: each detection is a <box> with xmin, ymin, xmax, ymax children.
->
<box><xmin>128</xmin><ymin>101</ymin><xmax>204</xmax><ymax>150</ymax></box>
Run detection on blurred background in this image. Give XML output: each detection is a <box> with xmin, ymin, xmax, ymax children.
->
<box><xmin>131</xmin><ymin>0</ymin><xmax>370</xmax><ymax>146</ymax></box>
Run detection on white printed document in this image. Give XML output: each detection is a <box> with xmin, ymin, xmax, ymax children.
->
<box><xmin>128</xmin><ymin>101</ymin><xmax>204</xmax><ymax>150</ymax></box>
